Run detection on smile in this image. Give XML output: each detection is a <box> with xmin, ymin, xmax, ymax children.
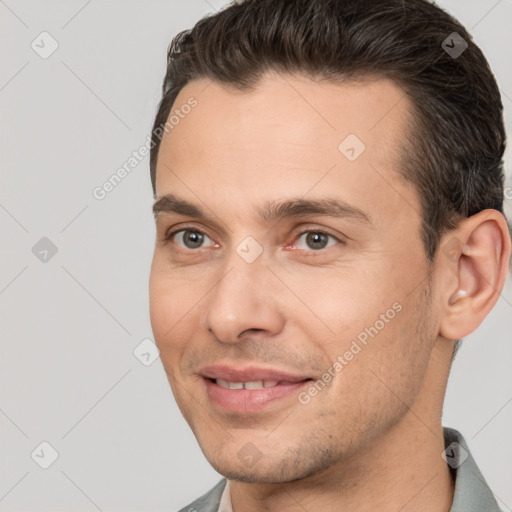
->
<box><xmin>214</xmin><ymin>379</ymin><xmax>280</xmax><ymax>389</ymax></box>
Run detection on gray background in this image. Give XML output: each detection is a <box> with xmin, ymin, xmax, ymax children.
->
<box><xmin>1</xmin><ymin>1</ymin><xmax>511</xmax><ymax>511</ymax></box>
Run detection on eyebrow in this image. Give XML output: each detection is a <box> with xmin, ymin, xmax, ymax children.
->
<box><xmin>152</xmin><ymin>193</ymin><xmax>371</xmax><ymax>225</ymax></box>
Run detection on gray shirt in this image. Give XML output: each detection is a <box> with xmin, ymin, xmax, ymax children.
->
<box><xmin>177</xmin><ymin>427</ymin><xmax>501</xmax><ymax>512</ymax></box>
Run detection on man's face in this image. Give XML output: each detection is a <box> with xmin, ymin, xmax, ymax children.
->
<box><xmin>149</xmin><ymin>73</ymin><xmax>442</xmax><ymax>482</ymax></box>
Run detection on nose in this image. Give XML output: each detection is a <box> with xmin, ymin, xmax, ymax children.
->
<box><xmin>200</xmin><ymin>254</ymin><xmax>285</xmax><ymax>344</ymax></box>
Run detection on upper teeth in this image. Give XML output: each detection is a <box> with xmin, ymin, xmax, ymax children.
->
<box><xmin>215</xmin><ymin>379</ymin><xmax>279</xmax><ymax>390</ymax></box>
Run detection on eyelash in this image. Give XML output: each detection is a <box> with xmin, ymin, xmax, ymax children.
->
<box><xmin>162</xmin><ymin>225</ymin><xmax>345</xmax><ymax>255</ymax></box>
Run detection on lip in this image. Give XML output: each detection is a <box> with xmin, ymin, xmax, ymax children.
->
<box><xmin>199</xmin><ymin>364</ymin><xmax>312</xmax><ymax>383</ymax></box>
<box><xmin>199</xmin><ymin>364</ymin><xmax>313</xmax><ymax>414</ymax></box>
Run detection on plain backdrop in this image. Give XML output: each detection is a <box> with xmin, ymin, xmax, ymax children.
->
<box><xmin>1</xmin><ymin>1</ymin><xmax>511</xmax><ymax>511</ymax></box>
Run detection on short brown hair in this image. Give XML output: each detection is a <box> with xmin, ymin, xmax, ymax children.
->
<box><xmin>150</xmin><ymin>0</ymin><xmax>506</xmax><ymax>261</ymax></box>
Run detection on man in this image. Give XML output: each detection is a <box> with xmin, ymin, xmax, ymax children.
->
<box><xmin>148</xmin><ymin>0</ymin><xmax>511</xmax><ymax>510</ymax></box>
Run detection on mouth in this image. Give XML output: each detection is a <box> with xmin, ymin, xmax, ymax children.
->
<box><xmin>199</xmin><ymin>364</ymin><xmax>314</xmax><ymax>413</ymax></box>
<box><xmin>213</xmin><ymin>378</ymin><xmax>283</xmax><ymax>390</ymax></box>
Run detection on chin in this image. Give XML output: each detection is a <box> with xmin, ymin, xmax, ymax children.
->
<box><xmin>203</xmin><ymin>444</ymin><xmax>338</xmax><ymax>484</ymax></box>
<box><xmin>213</xmin><ymin>464</ymin><xmax>312</xmax><ymax>484</ymax></box>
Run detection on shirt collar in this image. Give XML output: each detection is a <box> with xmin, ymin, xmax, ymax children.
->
<box><xmin>444</xmin><ymin>427</ymin><xmax>501</xmax><ymax>511</ymax></box>
<box><xmin>217</xmin><ymin>479</ymin><xmax>233</xmax><ymax>512</ymax></box>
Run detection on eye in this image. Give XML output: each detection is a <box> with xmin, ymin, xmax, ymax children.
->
<box><xmin>166</xmin><ymin>228</ymin><xmax>217</xmax><ymax>250</ymax></box>
<box><xmin>293</xmin><ymin>230</ymin><xmax>341</xmax><ymax>251</ymax></box>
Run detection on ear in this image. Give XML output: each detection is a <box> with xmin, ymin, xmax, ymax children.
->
<box><xmin>437</xmin><ymin>209</ymin><xmax>511</xmax><ymax>341</ymax></box>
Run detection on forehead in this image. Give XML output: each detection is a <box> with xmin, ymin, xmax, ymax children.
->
<box><xmin>154</xmin><ymin>73</ymin><xmax>416</xmax><ymax>223</ymax></box>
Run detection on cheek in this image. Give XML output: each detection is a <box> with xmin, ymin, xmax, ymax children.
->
<box><xmin>286</xmin><ymin>266</ymin><xmax>401</xmax><ymax>348</ymax></box>
<box><xmin>149</xmin><ymin>268</ymin><xmax>170</xmax><ymax>342</ymax></box>
<box><xmin>287</xmin><ymin>267</ymin><xmax>426</xmax><ymax>403</ymax></box>
<box><xmin>356</xmin><ymin>290</ymin><xmax>435</xmax><ymax>404</ymax></box>
<box><xmin>149</xmin><ymin>267</ymin><xmax>188</xmax><ymax>355</ymax></box>
<box><xmin>149</xmin><ymin>261</ymin><xmax>212</xmax><ymax>369</ymax></box>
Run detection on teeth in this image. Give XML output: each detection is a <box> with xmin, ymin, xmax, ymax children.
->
<box><xmin>215</xmin><ymin>379</ymin><xmax>280</xmax><ymax>390</ymax></box>
<box><xmin>216</xmin><ymin>379</ymin><xmax>243</xmax><ymax>389</ymax></box>
<box><xmin>243</xmin><ymin>381</ymin><xmax>263</xmax><ymax>390</ymax></box>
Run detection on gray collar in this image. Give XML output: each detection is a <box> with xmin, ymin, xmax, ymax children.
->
<box><xmin>444</xmin><ymin>427</ymin><xmax>501</xmax><ymax>511</ymax></box>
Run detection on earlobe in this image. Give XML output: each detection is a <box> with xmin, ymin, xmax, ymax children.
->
<box><xmin>438</xmin><ymin>209</ymin><xmax>511</xmax><ymax>341</ymax></box>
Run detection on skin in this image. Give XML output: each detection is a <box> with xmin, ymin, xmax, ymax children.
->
<box><xmin>149</xmin><ymin>72</ymin><xmax>511</xmax><ymax>512</ymax></box>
